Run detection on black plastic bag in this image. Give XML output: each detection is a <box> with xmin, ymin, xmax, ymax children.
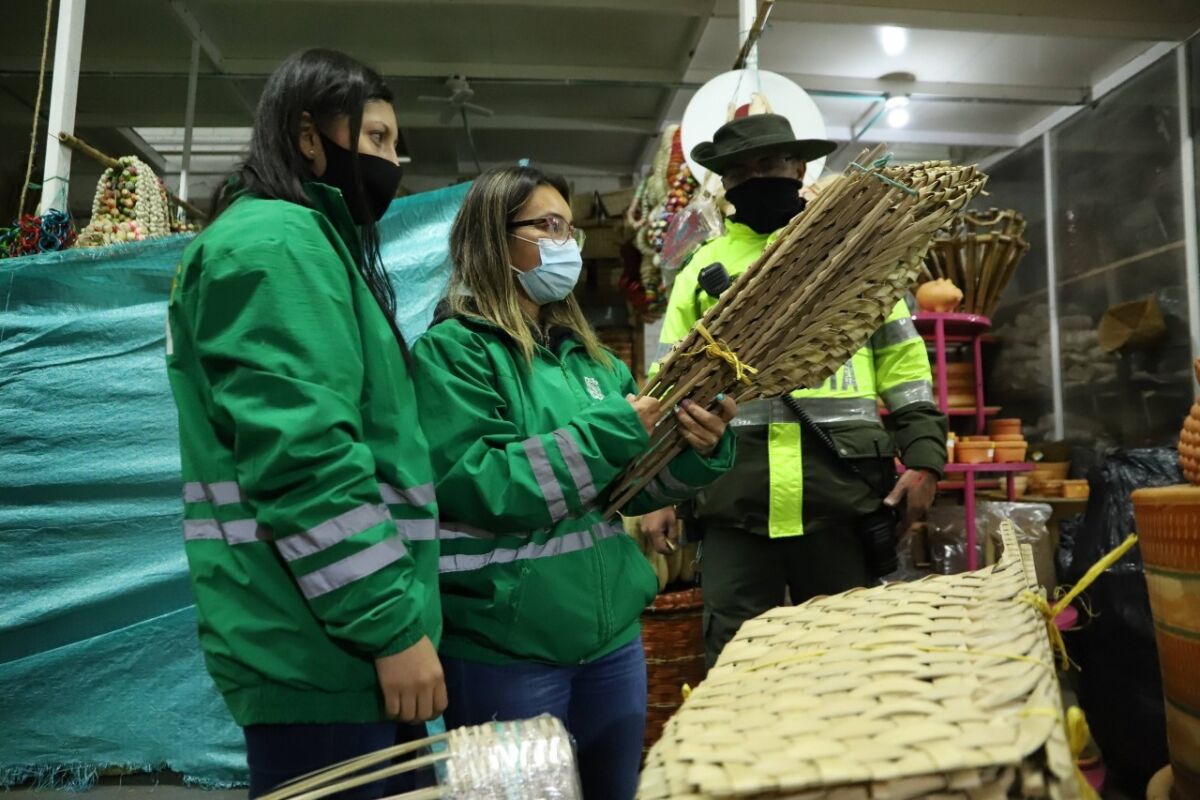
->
<box><xmin>1058</xmin><ymin>447</ymin><xmax>1181</xmax><ymax>794</ymax></box>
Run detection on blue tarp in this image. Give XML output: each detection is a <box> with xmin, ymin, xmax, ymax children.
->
<box><xmin>0</xmin><ymin>182</ymin><xmax>469</xmax><ymax>788</ymax></box>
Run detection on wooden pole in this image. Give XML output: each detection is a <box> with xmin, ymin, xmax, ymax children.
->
<box><xmin>57</xmin><ymin>131</ymin><xmax>208</xmax><ymax>221</ymax></box>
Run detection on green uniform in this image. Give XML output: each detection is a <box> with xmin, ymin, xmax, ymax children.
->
<box><xmin>411</xmin><ymin>314</ymin><xmax>736</xmax><ymax>666</ymax></box>
<box><xmin>166</xmin><ymin>184</ymin><xmax>441</xmax><ymax>726</ymax></box>
<box><xmin>657</xmin><ymin>221</ymin><xmax>947</xmax><ymax>665</ymax></box>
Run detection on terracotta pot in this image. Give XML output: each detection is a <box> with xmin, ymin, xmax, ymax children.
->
<box><xmin>962</xmin><ymin>435</ymin><xmax>991</xmax><ymax>442</ymax></box>
<box><xmin>1132</xmin><ymin>486</ymin><xmax>1200</xmax><ymax>800</ymax></box>
<box><xmin>1012</xmin><ymin>475</ymin><xmax>1029</xmax><ymax>497</ymax></box>
<box><xmin>956</xmin><ymin>441</ymin><xmax>994</xmax><ymax>464</ymax></box>
<box><xmin>1030</xmin><ymin>461</ymin><xmax>1070</xmax><ymax>481</ymax></box>
<box><xmin>994</xmin><ymin>441</ymin><xmax>1029</xmax><ymax>463</ymax></box>
<box><xmin>1030</xmin><ymin>479</ymin><xmax>1063</xmax><ymax>497</ymax></box>
<box><xmin>1061</xmin><ymin>479</ymin><xmax>1089</xmax><ymax>499</ymax></box>
<box><xmin>916</xmin><ymin>278</ymin><xmax>963</xmax><ymax>313</ymax></box>
<box><xmin>945</xmin><ymin>391</ymin><xmax>977</xmax><ymax>408</ymax></box>
<box><xmin>992</xmin><ymin>433</ymin><xmax>1026</xmax><ymax>442</ymax></box>
<box><xmin>988</xmin><ymin>418</ymin><xmax>1022</xmax><ymax>436</ymax></box>
<box><xmin>1179</xmin><ymin>359</ymin><xmax>1200</xmax><ymax>486</ymax></box>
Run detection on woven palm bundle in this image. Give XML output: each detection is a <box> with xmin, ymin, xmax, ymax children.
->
<box><xmin>606</xmin><ymin>147</ymin><xmax>988</xmax><ymax>512</ymax></box>
<box><xmin>260</xmin><ymin>715</ymin><xmax>581</xmax><ymax>800</ymax></box>
<box><xmin>924</xmin><ymin>209</ymin><xmax>1030</xmax><ymax>317</ymax></box>
<box><xmin>638</xmin><ymin>523</ymin><xmax>1084</xmax><ymax>800</ymax></box>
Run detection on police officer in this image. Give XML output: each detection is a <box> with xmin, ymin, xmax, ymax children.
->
<box><xmin>642</xmin><ymin>114</ymin><xmax>948</xmax><ymax>668</ymax></box>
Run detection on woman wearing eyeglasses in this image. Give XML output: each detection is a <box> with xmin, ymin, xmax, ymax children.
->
<box><xmin>410</xmin><ymin>165</ymin><xmax>737</xmax><ymax>799</ymax></box>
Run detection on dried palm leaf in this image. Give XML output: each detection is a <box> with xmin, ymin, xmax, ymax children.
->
<box><xmin>606</xmin><ymin>147</ymin><xmax>988</xmax><ymax>513</ymax></box>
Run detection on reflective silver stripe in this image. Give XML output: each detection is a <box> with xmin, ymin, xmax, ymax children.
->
<box><xmin>183</xmin><ymin>519</ymin><xmax>223</xmax><ymax>541</ymax></box>
<box><xmin>275</xmin><ymin>503</ymin><xmax>391</xmax><ymax>563</ymax></box>
<box><xmin>870</xmin><ymin>316</ymin><xmax>920</xmax><ymax>349</ymax></box>
<box><xmin>904</xmin><ymin>291</ymin><xmax>917</xmax><ymax>315</ymax></box>
<box><xmin>182</xmin><ymin>481</ymin><xmax>245</xmax><ymax>506</ymax></box>
<box><xmin>439</xmin><ymin>522</ymin><xmax>623</xmax><ymax>573</ymax></box>
<box><xmin>440</xmin><ymin>522</ymin><xmax>498</xmax><ymax>540</ymax></box>
<box><xmin>183</xmin><ymin>518</ymin><xmax>270</xmax><ymax>545</ymax></box>
<box><xmin>296</xmin><ymin>535</ymin><xmax>408</xmax><ymax>599</ymax></box>
<box><xmin>523</xmin><ymin>436</ymin><xmax>569</xmax><ymax>522</ymax></box>
<box><xmin>396</xmin><ymin>517</ymin><xmax>439</xmax><ymax>542</ymax></box>
<box><xmin>552</xmin><ymin>428</ymin><xmax>597</xmax><ymax>506</ymax></box>
<box><xmin>881</xmin><ymin>380</ymin><xmax>935</xmax><ymax>411</ymax></box>
<box><xmin>657</xmin><ymin>463</ymin><xmax>692</xmax><ymax>498</ymax></box>
<box><xmin>728</xmin><ymin>398</ymin><xmax>774</xmax><ymax>427</ymax></box>
<box><xmin>642</xmin><ymin>478</ymin><xmax>676</xmax><ymax>508</ymax></box>
<box><xmin>729</xmin><ymin>396</ymin><xmax>881</xmax><ymax>428</ymax></box>
<box><xmin>379</xmin><ymin>482</ymin><xmax>436</xmax><ymax>507</ymax></box>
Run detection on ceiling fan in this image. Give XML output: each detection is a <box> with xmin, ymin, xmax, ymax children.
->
<box><xmin>418</xmin><ymin>75</ymin><xmax>494</xmax><ymax>173</ymax></box>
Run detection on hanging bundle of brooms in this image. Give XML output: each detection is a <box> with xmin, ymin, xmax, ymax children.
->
<box><xmin>606</xmin><ymin>146</ymin><xmax>989</xmax><ymax>514</ymax></box>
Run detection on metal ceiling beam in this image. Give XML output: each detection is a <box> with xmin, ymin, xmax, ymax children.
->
<box><xmin>823</xmin><ymin>124</ymin><xmax>1019</xmax><ymax>148</ymax></box>
<box><xmin>727</xmin><ymin>0</ymin><xmax>1200</xmax><ymax>41</ymax></box>
<box><xmin>115</xmin><ymin>127</ymin><xmax>168</xmax><ymax>172</ymax></box>
<box><xmin>166</xmin><ymin>0</ymin><xmax>255</xmax><ymax>117</ymax></box>
<box><xmin>634</xmin><ymin>0</ymin><xmax>719</xmax><ymax>172</ymax></box>
<box><xmin>233</xmin><ymin>0</ymin><xmax>712</xmax><ymax>11</ymax></box>
<box><xmin>685</xmin><ymin>68</ymin><xmax>1090</xmax><ymax>106</ymax></box>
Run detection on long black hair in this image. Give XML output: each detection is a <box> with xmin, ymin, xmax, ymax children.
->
<box><xmin>213</xmin><ymin>48</ymin><xmax>400</xmax><ymax>332</ymax></box>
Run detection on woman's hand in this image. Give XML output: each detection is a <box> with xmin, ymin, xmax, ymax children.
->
<box><xmin>640</xmin><ymin>506</ymin><xmax>678</xmax><ymax>554</ymax></box>
<box><xmin>375</xmin><ymin>636</ymin><xmax>447</xmax><ymax>722</ymax></box>
<box><xmin>626</xmin><ymin>394</ymin><xmax>663</xmax><ymax>437</ymax></box>
<box><xmin>675</xmin><ymin>394</ymin><xmax>737</xmax><ymax>456</ymax></box>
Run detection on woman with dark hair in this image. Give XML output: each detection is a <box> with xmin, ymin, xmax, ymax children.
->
<box><xmin>166</xmin><ymin>49</ymin><xmax>443</xmax><ymax>797</ymax></box>
<box><xmin>411</xmin><ymin>165</ymin><xmax>738</xmax><ymax>799</ymax></box>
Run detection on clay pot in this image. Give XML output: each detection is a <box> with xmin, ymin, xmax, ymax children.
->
<box><xmin>994</xmin><ymin>441</ymin><xmax>1029</xmax><ymax>463</ymax></box>
<box><xmin>962</xmin><ymin>435</ymin><xmax>991</xmax><ymax>442</ymax></box>
<box><xmin>1032</xmin><ymin>479</ymin><xmax>1064</xmax><ymax>497</ymax></box>
<box><xmin>956</xmin><ymin>441</ymin><xmax>994</xmax><ymax>464</ymax></box>
<box><xmin>1132</xmin><ymin>486</ymin><xmax>1200</xmax><ymax>800</ymax></box>
<box><xmin>916</xmin><ymin>279</ymin><xmax>963</xmax><ymax>313</ymax></box>
<box><xmin>1012</xmin><ymin>475</ymin><xmax>1029</xmax><ymax>497</ymax></box>
<box><xmin>1061</xmin><ymin>479</ymin><xmax>1089</xmax><ymax>499</ymax></box>
<box><xmin>992</xmin><ymin>433</ymin><xmax>1026</xmax><ymax>442</ymax></box>
<box><xmin>1030</xmin><ymin>461</ymin><xmax>1070</xmax><ymax>481</ymax></box>
<box><xmin>988</xmin><ymin>418</ymin><xmax>1022</xmax><ymax>437</ymax></box>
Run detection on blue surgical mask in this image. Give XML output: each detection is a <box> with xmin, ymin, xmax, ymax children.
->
<box><xmin>512</xmin><ymin>237</ymin><xmax>583</xmax><ymax>305</ymax></box>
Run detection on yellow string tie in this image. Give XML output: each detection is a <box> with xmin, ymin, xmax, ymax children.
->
<box><xmin>1019</xmin><ymin>533</ymin><xmax>1139</xmax><ymax>671</ymax></box>
<box><xmin>683</xmin><ymin>323</ymin><xmax>759</xmax><ymax>385</ymax></box>
<box><xmin>681</xmin><ymin>683</ymin><xmax>692</xmax><ymax>701</ymax></box>
<box><xmin>1022</xmin><ymin>706</ymin><xmax>1098</xmax><ymax>800</ymax></box>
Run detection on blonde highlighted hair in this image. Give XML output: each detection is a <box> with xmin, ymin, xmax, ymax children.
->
<box><xmin>448</xmin><ymin>166</ymin><xmax>612</xmax><ymax>367</ymax></box>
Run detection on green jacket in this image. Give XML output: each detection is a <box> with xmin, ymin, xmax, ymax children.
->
<box><xmin>411</xmin><ymin>314</ymin><xmax>735</xmax><ymax>665</ymax></box>
<box><xmin>657</xmin><ymin>222</ymin><xmax>947</xmax><ymax>538</ymax></box>
<box><xmin>165</xmin><ymin>184</ymin><xmax>441</xmax><ymax>726</ymax></box>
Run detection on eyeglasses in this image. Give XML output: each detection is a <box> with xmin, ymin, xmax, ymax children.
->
<box><xmin>722</xmin><ymin>155</ymin><xmax>797</xmax><ymax>187</ymax></box>
<box><xmin>507</xmin><ymin>215</ymin><xmax>586</xmax><ymax>250</ymax></box>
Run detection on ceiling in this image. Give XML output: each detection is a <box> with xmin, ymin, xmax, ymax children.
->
<box><xmin>1</xmin><ymin>0</ymin><xmax>1198</xmax><ymax>216</ymax></box>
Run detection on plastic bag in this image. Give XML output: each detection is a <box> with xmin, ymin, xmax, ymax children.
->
<box><xmin>922</xmin><ymin>502</ymin><xmax>1052</xmax><ymax>583</ymax></box>
<box><xmin>658</xmin><ymin>197</ymin><xmax>724</xmax><ymax>290</ymax></box>
<box><xmin>1058</xmin><ymin>447</ymin><xmax>1180</xmax><ymax>794</ymax></box>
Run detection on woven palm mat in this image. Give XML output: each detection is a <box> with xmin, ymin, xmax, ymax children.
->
<box><xmin>638</xmin><ymin>523</ymin><xmax>1081</xmax><ymax>800</ymax></box>
<box><xmin>607</xmin><ymin>147</ymin><xmax>988</xmax><ymax>513</ymax></box>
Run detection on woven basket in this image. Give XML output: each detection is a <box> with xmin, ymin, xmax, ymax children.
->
<box><xmin>642</xmin><ymin>587</ymin><xmax>706</xmax><ymax>754</ymax></box>
<box><xmin>1131</xmin><ymin>485</ymin><xmax>1200</xmax><ymax>800</ymax></box>
<box><xmin>639</xmin><ymin>523</ymin><xmax>1084</xmax><ymax>799</ymax></box>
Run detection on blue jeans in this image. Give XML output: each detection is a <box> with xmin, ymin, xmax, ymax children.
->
<box><xmin>243</xmin><ymin>721</ymin><xmax>429</xmax><ymax>798</ymax></box>
<box><xmin>442</xmin><ymin>637</ymin><xmax>648</xmax><ymax>800</ymax></box>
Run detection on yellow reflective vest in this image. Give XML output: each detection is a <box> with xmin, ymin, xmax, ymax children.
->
<box><xmin>655</xmin><ymin>221</ymin><xmax>948</xmax><ymax>538</ymax></box>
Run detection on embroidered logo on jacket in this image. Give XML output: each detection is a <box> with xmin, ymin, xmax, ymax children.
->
<box><xmin>584</xmin><ymin>377</ymin><xmax>605</xmax><ymax>401</ymax></box>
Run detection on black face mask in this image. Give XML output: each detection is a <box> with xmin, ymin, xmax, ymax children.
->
<box><xmin>725</xmin><ymin>176</ymin><xmax>807</xmax><ymax>234</ymax></box>
<box><xmin>316</xmin><ymin>132</ymin><xmax>402</xmax><ymax>225</ymax></box>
